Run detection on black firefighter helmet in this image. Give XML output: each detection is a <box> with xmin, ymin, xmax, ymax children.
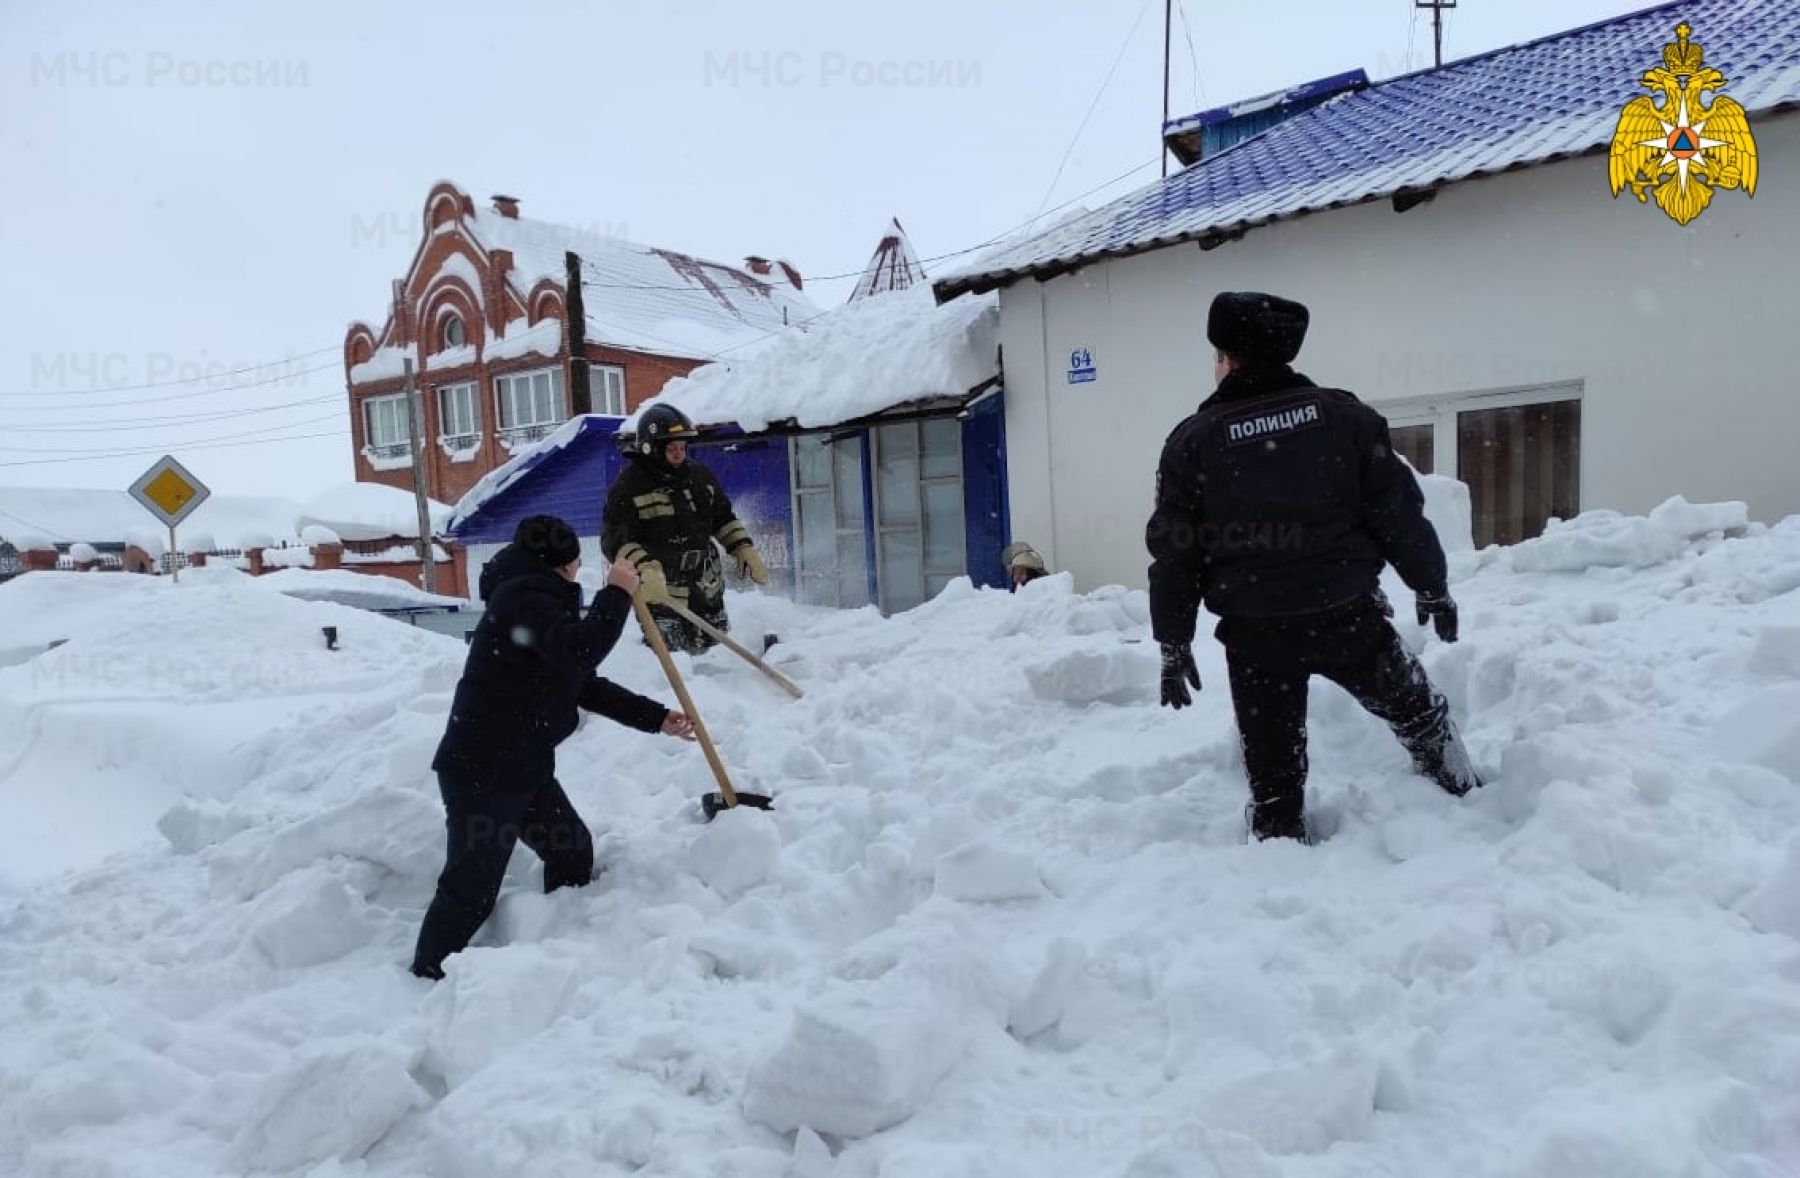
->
<box><xmin>624</xmin><ymin>402</ymin><xmax>696</xmax><ymax>460</ymax></box>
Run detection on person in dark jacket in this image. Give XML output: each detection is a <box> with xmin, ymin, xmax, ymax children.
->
<box><xmin>411</xmin><ymin>514</ymin><xmax>695</xmax><ymax>979</ymax></box>
<box><xmin>1145</xmin><ymin>291</ymin><xmax>1481</xmax><ymax>843</ymax></box>
<box><xmin>602</xmin><ymin>403</ymin><xmax>769</xmax><ymax>655</ymax></box>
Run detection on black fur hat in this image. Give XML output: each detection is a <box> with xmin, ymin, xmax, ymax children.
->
<box><xmin>513</xmin><ymin>514</ymin><xmax>581</xmax><ymax>568</ymax></box>
<box><xmin>1207</xmin><ymin>291</ymin><xmax>1310</xmax><ymax>365</ymax></box>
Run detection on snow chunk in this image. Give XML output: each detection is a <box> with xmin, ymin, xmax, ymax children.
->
<box><xmin>245</xmin><ymin>870</ymin><xmax>378</xmax><ymax>969</ymax></box>
<box><xmin>1417</xmin><ymin>470</ymin><xmax>1473</xmax><ymax>553</ymax></box>
<box><xmin>67</xmin><ymin>542</ymin><xmax>98</xmax><ymax>563</ymax></box>
<box><xmin>1743</xmin><ymin>839</ymin><xmax>1800</xmax><ymax>939</ymax></box>
<box><xmin>1022</xmin><ymin>640</ymin><xmax>1158</xmax><ymax>705</ymax></box>
<box><xmin>228</xmin><ymin>1036</ymin><xmax>428</xmax><ymax>1172</ymax></box>
<box><xmin>422</xmin><ymin>949</ymin><xmax>586</xmax><ymax>1088</ymax></box>
<box><xmin>180</xmin><ymin>531</ymin><xmax>214</xmax><ymax>554</ymax></box>
<box><xmin>1008</xmin><ymin>937</ymin><xmax>1086</xmax><ymax>1038</ymax></box>
<box><xmin>1747</xmin><ymin>626</ymin><xmax>1800</xmax><ymax>678</ymax></box>
<box><xmin>6</xmin><ymin>531</ymin><xmax>56</xmax><ymax>553</ymax></box>
<box><xmin>742</xmin><ymin>984</ymin><xmax>967</xmax><ymax>1138</ymax></box>
<box><xmin>1709</xmin><ymin>682</ymin><xmax>1800</xmax><ymax>784</ymax></box>
<box><xmin>933</xmin><ymin>840</ymin><xmax>1048</xmax><ymax>902</ymax></box>
<box><xmin>686</xmin><ymin>804</ymin><xmax>781</xmax><ymax>896</ymax></box>
<box><xmin>300</xmin><ymin>524</ymin><xmax>341</xmax><ymax>547</ymax></box>
<box><xmin>124</xmin><ymin>526</ymin><xmax>167</xmax><ymax>556</ymax></box>
<box><xmin>1510</xmin><ymin>496</ymin><xmax>1749</xmax><ymax>572</ymax></box>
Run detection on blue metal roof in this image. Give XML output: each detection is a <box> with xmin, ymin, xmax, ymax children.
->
<box><xmin>1162</xmin><ymin>69</ymin><xmax>1370</xmax><ymax>136</ymax></box>
<box><xmin>936</xmin><ymin>0</ymin><xmax>1800</xmax><ymax>297</ymax></box>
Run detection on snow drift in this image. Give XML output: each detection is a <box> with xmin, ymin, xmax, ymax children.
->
<box><xmin>2</xmin><ymin>497</ymin><xmax>1799</xmax><ymax>1176</ymax></box>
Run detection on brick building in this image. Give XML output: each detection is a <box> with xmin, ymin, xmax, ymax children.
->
<box><xmin>343</xmin><ymin>181</ymin><xmax>817</xmax><ymax>503</ymax></box>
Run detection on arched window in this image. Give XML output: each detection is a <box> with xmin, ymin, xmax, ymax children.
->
<box><xmin>442</xmin><ymin>314</ymin><xmax>465</xmax><ymax>349</ymax></box>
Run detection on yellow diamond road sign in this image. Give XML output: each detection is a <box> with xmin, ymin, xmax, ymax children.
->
<box><xmin>128</xmin><ymin>454</ymin><xmax>211</xmax><ymax>527</ymax></box>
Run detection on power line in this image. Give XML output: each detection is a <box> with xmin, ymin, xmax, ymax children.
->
<box><xmin>0</xmin><ymin>428</ymin><xmax>348</xmax><ymax>469</ymax></box>
<box><xmin>1034</xmin><ymin>0</ymin><xmax>1151</xmax><ymax>231</ymax></box>
<box><xmin>0</xmin><ymin>412</ymin><xmax>346</xmax><ymax>456</ymax></box>
<box><xmin>1</xmin><ymin>392</ymin><xmax>343</xmax><ymax>432</ymax></box>
<box><xmin>1177</xmin><ymin>0</ymin><xmax>1203</xmax><ymax>108</ymax></box>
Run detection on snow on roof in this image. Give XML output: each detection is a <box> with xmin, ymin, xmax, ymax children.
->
<box><xmin>846</xmin><ymin>218</ymin><xmax>926</xmax><ymax>303</ymax></box>
<box><xmin>936</xmin><ymin>0</ymin><xmax>1800</xmax><ymax>296</ymax></box>
<box><xmin>467</xmin><ymin>207</ymin><xmax>820</xmax><ymax>362</ymax></box>
<box><xmin>625</xmin><ymin>285</ymin><xmax>1000</xmax><ymax>434</ymax></box>
<box><xmin>445</xmin><ymin>415</ymin><xmax>600</xmax><ymax>532</ymax></box>
<box><xmin>295</xmin><ymin>482</ymin><xmax>453</xmax><ymax>542</ymax></box>
<box><xmin>0</xmin><ymin>487</ymin><xmax>302</xmax><ymax>550</ymax></box>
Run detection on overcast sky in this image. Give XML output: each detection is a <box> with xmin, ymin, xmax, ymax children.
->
<box><xmin>0</xmin><ymin>0</ymin><xmax>1649</xmax><ymax>503</ymax></box>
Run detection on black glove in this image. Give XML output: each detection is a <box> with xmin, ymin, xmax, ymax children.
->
<box><xmin>1160</xmin><ymin>643</ymin><xmax>1201</xmax><ymax>709</ymax></box>
<box><xmin>1415</xmin><ymin>591</ymin><xmax>1459</xmax><ymax>643</ymax></box>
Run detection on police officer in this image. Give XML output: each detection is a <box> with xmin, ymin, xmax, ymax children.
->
<box><xmin>1145</xmin><ymin>291</ymin><xmax>1480</xmax><ymax>842</ymax></box>
<box><xmin>602</xmin><ymin>403</ymin><xmax>768</xmax><ymax>654</ymax></box>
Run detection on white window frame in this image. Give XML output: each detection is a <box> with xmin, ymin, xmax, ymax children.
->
<box><xmin>493</xmin><ymin>366</ymin><xmax>566</xmax><ymax>449</ymax></box>
<box><xmin>361</xmin><ymin>393</ymin><xmax>411</xmax><ymax>459</ymax></box>
<box><xmin>436</xmin><ymin>381</ymin><xmax>479</xmax><ymax>458</ymax></box>
<box><xmin>594</xmin><ymin>364</ymin><xmax>626</xmax><ymax>416</ymax></box>
<box><xmin>1372</xmin><ymin>380</ymin><xmax>1583</xmax><ymax>485</ymax></box>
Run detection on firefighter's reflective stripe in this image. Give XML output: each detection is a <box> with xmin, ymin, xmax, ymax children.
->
<box><xmin>716</xmin><ymin>519</ymin><xmax>752</xmax><ymax>552</ymax></box>
<box><xmin>632</xmin><ymin>491</ymin><xmax>676</xmax><ymax>520</ymax></box>
<box><xmin>617</xmin><ymin>542</ymin><xmax>651</xmax><ymax>568</ymax></box>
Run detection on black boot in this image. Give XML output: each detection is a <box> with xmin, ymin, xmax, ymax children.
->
<box><xmin>1247</xmin><ymin>800</ymin><xmax>1308</xmax><ymax>843</ymax></box>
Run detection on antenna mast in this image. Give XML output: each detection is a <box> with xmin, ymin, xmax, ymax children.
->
<box><xmin>1415</xmin><ymin>0</ymin><xmax>1457</xmax><ymax>68</ymax></box>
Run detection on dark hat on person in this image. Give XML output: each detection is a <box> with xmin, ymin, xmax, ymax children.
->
<box><xmin>1207</xmin><ymin>291</ymin><xmax>1310</xmax><ymax>365</ymax></box>
<box><xmin>513</xmin><ymin>514</ymin><xmax>581</xmax><ymax>568</ymax></box>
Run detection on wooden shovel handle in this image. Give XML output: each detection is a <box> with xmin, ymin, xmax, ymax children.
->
<box><xmin>632</xmin><ymin>591</ymin><xmax>738</xmax><ymax>808</ymax></box>
<box><xmin>660</xmin><ymin>598</ymin><xmax>804</xmax><ymax>699</ymax></box>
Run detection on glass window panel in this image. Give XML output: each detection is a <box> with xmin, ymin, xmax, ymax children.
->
<box><xmin>833</xmin><ymin>439</ymin><xmax>865</xmax><ymax>528</ymax></box>
<box><xmin>797</xmin><ymin>491</ymin><xmax>835</xmax><ymax>573</ymax></box>
<box><xmin>1389</xmin><ymin>423</ymin><xmax>1434</xmax><ymax>473</ymax></box>
<box><xmin>876</xmin><ymin>433</ymin><xmax>919</xmax><ymax>527</ymax></box>
<box><xmin>879</xmin><ymin>527</ymin><xmax>922</xmax><ymax>614</ymax></box>
<box><xmin>793</xmin><ymin>435</ymin><xmax>829</xmax><ymax>488</ymax></box>
<box><xmin>922</xmin><ymin>481</ymin><xmax>964</xmax><ymax>570</ymax></box>
<box><xmin>920</xmin><ymin>417</ymin><xmax>960</xmax><ymax>479</ymax></box>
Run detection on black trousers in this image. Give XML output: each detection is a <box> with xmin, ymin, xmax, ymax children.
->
<box><xmin>411</xmin><ymin>773</ymin><xmax>595</xmax><ymax>976</ymax></box>
<box><xmin>1218</xmin><ymin>598</ymin><xmax>1477</xmax><ymax>838</ymax></box>
<box><xmin>646</xmin><ymin>594</ymin><xmax>728</xmax><ymax>655</ymax></box>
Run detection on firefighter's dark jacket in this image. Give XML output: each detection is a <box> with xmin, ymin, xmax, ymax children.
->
<box><xmin>601</xmin><ymin>454</ymin><xmax>753</xmax><ymax>597</ymax></box>
<box><xmin>1146</xmin><ymin>364</ymin><xmax>1447</xmax><ymax>645</ymax></box>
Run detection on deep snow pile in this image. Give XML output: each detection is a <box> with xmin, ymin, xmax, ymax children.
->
<box><xmin>2</xmin><ymin>503</ymin><xmax>1799</xmax><ymax>1177</ymax></box>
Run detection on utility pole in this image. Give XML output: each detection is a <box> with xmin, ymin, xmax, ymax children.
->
<box><xmin>403</xmin><ymin>357</ymin><xmax>439</xmax><ymax>593</ymax></box>
<box><xmin>1416</xmin><ymin>0</ymin><xmax>1456</xmax><ymax>69</ymax></box>
<box><xmin>1161</xmin><ymin>0</ymin><xmax>1173</xmax><ymax>178</ymax></box>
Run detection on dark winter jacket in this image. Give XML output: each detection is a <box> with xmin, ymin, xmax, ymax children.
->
<box><xmin>431</xmin><ymin>543</ymin><xmax>667</xmax><ymax>790</ymax></box>
<box><xmin>1145</xmin><ymin>365</ymin><xmax>1447</xmax><ymax>645</ymax></box>
<box><xmin>601</xmin><ymin>454</ymin><xmax>752</xmax><ymax>609</ymax></box>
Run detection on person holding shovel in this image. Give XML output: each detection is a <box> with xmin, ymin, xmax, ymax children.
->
<box><xmin>411</xmin><ymin>513</ymin><xmax>695</xmax><ymax>981</ymax></box>
<box><xmin>603</xmin><ymin>402</ymin><xmax>771</xmax><ymax>655</ymax></box>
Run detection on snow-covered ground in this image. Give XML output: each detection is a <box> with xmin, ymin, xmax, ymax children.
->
<box><xmin>2</xmin><ymin>500</ymin><xmax>1799</xmax><ymax>1177</ymax></box>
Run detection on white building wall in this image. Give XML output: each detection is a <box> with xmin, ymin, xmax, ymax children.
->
<box><xmin>1000</xmin><ymin>110</ymin><xmax>1800</xmax><ymax>591</ymax></box>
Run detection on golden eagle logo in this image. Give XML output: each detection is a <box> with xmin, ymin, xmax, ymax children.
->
<box><xmin>1609</xmin><ymin>22</ymin><xmax>1758</xmax><ymax>225</ymax></box>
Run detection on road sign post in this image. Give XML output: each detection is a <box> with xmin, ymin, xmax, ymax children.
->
<box><xmin>128</xmin><ymin>455</ymin><xmax>211</xmax><ymax>583</ymax></box>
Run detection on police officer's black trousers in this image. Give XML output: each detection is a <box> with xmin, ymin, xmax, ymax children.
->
<box><xmin>1219</xmin><ymin>598</ymin><xmax>1475</xmax><ymax>839</ymax></box>
<box><xmin>411</xmin><ymin>773</ymin><xmax>595</xmax><ymax>977</ymax></box>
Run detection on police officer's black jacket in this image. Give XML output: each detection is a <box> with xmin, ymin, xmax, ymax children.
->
<box><xmin>602</xmin><ymin>454</ymin><xmax>752</xmax><ymax>605</ymax></box>
<box><xmin>1146</xmin><ymin>364</ymin><xmax>1447</xmax><ymax>645</ymax></box>
<box><xmin>431</xmin><ymin>544</ymin><xmax>667</xmax><ymax>791</ymax></box>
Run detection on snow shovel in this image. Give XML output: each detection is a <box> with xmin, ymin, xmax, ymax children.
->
<box><xmin>659</xmin><ymin>598</ymin><xmax>804</xmax><ymax>700</ymax></box>
<box><xmin>631</xmin><ymin>592</ymin><xmax>774</xmax><ymax>820</ymax></box>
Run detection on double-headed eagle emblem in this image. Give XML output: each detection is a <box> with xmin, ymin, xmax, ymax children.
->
<box><xmin>1609</xmin><ymin>22</ymin><xmax>1758</xmax><ymax>225</ymax></box>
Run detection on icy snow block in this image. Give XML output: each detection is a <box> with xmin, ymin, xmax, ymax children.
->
<box><xmin>742</xmin><ymin>987</ymin><xmax>965</xmax><ymax>1138</ymax></box>
<box><xmin>1416</xmin><ymin>470</ymin><xmax>1474</xmax><ymax>554</ymax></box>
<box><xmin>934</xmin><ymin>840</ymin><xmax>1047</xmax><ymax>903</ymax></box>
<box><xmin>228</xmin><ymin>1036</ymin><xmax>428</xmax><ymax>1172</ymax></box>
<box><xmin>1022</xmin><ymin>641</ymin><xmax>1158</xmax><ymax>706</ymax></box>
<box><xmin>245</xmin><ymin>870</ymin><xmax>376</xmax><ymax>969</ymax></box>
<box><xmin>1709</xmin><ymin>682</ymin><xmax>1800</xmax><ymax>784</ymax></box>
<box><xmin>1743</xmin><ymin>839</ymin><xmax>1800</xmax><ymax>939</ymax></box>
<box><xmin>423</xmin><ymin>949</ymin><xmax>586</xmax><ymax>1089</ymax></box>
<box><xmin>1009</xmin><ymin>937</ymin><xmax>1087</xmax><ymax>1038</ymax></box>
<box><xmin>1648</xmin><ymin>494</ymin><xmax>1749</xmax><ymax>539</ymax></box>
<box><xmin>1748</xmin><ymin>626</ymin><xmax>1800</xmax><ymax>678</ymax></box>
<box><xmin>1198</xmin><ymin>1050</ymin><xmax>1379</xmax><ymax>1155</ymax></box>
<box><xmin>687</xmin><ymin>805</ymin><xmax>781</xmax><ymax>896</ymax></box>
